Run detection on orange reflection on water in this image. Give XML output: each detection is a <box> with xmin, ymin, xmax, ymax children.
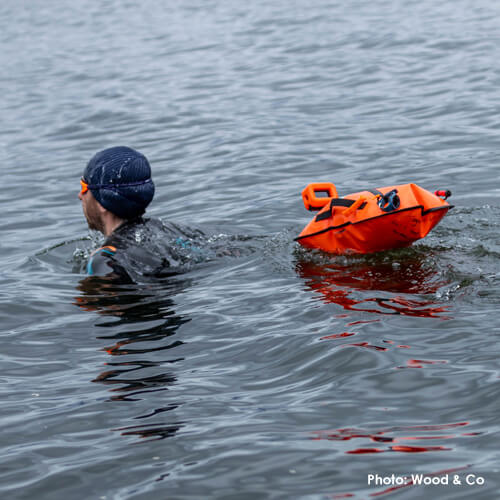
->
<box><xmin>321</xmin><ymin>422</ymin><xmax>475</xmax><ymax>498</ymax></box>
<box><xmin>348</xmin><ymin>445</ymin><xmax>450</xmax><ymax>454</ymax></box>
<box><xmin>296</xmin><ymin>254</ymin><xmax>451</xmax><ymax>319</ymax></box>
<box><xmin>320</xmin><ymin>332</ymin><xmax>356</xmax><ymax>340</ymax></box>
<box><xmin>311</xmin><ymin>421</ymin><xmax>474</xmax><ymax>455</ymax></box>
<box><xmin>402</xmin><ymin>359</ymin><xmax>447</xmax><ymax>369</ymax></box>
<box><xmin>383</xmin><ymin>340</ymin><xmax>410</xmax><ymax>348</ymax></box>
<box><xmin>320</xmin><ymin>331</ymin><xmax>418</xmax><ymax>368</ymax></box>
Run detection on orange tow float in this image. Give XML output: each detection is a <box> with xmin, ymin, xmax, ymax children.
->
<box><xmin>296</xmin><ymin>183</ymin><xmax>452</xmax><ymax>255</ymax></box>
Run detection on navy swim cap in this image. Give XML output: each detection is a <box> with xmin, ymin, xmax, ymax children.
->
<box><xmin>83</xmin><ymin>146</ymin><xmax>155</xmax><ymax>219</ymax></box>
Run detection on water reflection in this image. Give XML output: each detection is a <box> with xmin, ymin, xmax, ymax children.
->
<box><xmin>311</xmin><ymin>421</ymin><xmax>473</xmax><ymax>454</ymax></box>
<box><xmin>295</xmin><ymin>248</ymin><xmax>451</xmax><ymax>319</ymax></box>
<box><xmin>74</xmin><ymin>273</ymin><xmax>191</xmax><ymax>441</ymax></box>
<box><xmin>315</xmin><ymin>423</ymin><xmax>477</xmax><ymax>497</ymax></box>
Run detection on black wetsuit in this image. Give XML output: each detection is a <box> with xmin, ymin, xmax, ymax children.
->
<box><xmin>86</xmin><ymin>217</ymin><xmax>204</xmax><ymax>280</ymax></box>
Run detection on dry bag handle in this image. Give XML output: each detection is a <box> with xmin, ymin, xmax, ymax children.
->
<box><xmin>342</xmin><ymin>195</ymin><xmax>366</xmax><ymax>216</ymax></box>
<box><xmin>302</xmin><ymin>182</ymin><xmax>338</xmax><ymax>211</ymax></box>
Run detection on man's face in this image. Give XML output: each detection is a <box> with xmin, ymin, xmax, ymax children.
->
<box><xmin>79</xmin><ymin>187</ymin><xmax>104</xmax><ymax>233</ymax></box>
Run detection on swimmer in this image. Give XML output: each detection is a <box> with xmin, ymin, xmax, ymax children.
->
<box><xmin>79</xmin><ymin>146</ymin><xmax>256</xmax><ymax>279</ymax></box>
<box><xmin>79</xmin><ymin>146</ymin><xmax>168</xmax><ymax>279</ymax></box>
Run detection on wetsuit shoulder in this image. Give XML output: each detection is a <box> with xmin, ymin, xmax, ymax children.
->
<box><xmin>106</xmin><ymin>218</ymin><xmax>173</xmax><ymax>275</ymax></box>
<box><xmin>86</xmin><ymin>217</ymin><xmax>198</xmax><ymax>280</ymax></box>
<box><xmin>86</xmin><ymin>245</ymin><xmax>128</xmax><ymax>278</ymax></box>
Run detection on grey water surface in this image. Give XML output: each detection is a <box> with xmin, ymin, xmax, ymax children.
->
<box><xmin>1</xmin><ymin>0</ymin><xmax>499</xmax><ymax>499</ymax></box>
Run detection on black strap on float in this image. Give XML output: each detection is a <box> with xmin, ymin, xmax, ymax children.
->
<box><xmin>315</xmin><ymin>198</ymin><xmax>367</xmax><ymax>222</ymax></box>
<box><xmin>366</xmin><ymin>189</ymin><xmax>384</xmax><ymax>197</ymax></box>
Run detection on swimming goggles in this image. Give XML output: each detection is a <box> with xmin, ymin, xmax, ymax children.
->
<box><xmin>80</xmin><ymin>178</ymin><xmax>89</xmax><ymax>195</ymax></box>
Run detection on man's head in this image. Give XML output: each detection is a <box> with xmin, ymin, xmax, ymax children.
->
<box><xmin>79</xmin><ymin>146</ymin><xmax>155</xmax><ymax>234</ymax></box>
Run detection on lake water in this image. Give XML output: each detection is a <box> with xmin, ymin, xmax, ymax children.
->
<box><xmin>1</xmin><ymin>0</ymin><xmax>499</xmax><ymax>498</ymax></box>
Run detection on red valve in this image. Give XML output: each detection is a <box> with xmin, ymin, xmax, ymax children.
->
<box><xmin>434</xmin><ymin>189</ymin><xmax>451</xmax><ymax>200</ymax></box>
